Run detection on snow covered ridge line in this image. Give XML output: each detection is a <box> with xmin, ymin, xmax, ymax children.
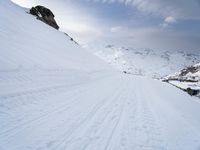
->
<box><xmin>162</xmin><ymin>63</ymin><xmax>200</xmax><ymax>97</ymax></box>
<box><xmin>93</xmin><ymin>44</ymin><xmax>200</xmax><ymax>78</ymax></box>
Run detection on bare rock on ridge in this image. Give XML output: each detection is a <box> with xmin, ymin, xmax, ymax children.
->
<box><xmin>30</xmin><ymin>5</ymin><xmax>59</xmax><ymax>30</ymax></box>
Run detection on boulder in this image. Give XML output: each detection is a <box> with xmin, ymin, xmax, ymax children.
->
<box><xmin>186</xmin><ymin>88</ymin><xmax>200</xmax><ymax>96</ymax></box>
<box><xmin>30</xmin><ymin>5</ymin><xmax>59</xmax><ymax>30</ymax></box>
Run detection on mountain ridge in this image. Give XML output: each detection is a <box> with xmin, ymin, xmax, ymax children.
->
<box><xmin>93</xmin><ymin>44</ymin><xmax>200</xmax><ymax>78</ymax></box>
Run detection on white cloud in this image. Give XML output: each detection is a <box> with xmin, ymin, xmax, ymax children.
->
<box><xmin>89</xmin><ymin>0</ymin><xmax>200</xmax><ymax>20</ymax></box>
<box><xmin>61</xmin><ymin>22</ymin><xmax>100</xmax><ymax>34</ymax></box>
<box><xmin>134</xmin><ymin>0</ymin><xmax>200</xmax><ymax>20</ymax></box>
<box><xmin>161</xmin><ymin>16</ymin><xmax>176</xmax><ymax>28</ymax></box>
<box><xmin>61</xmin><ymin>22</ymin><xmax>103</xmax><ymax>44</ymax></box>
<box><xmin>11</xmin><ymin>0</ymin><xmax>200</xmax><ymax>51</ymax></box>
<box><xmin>98</xmin><ymin>26</ymin><xmax>200</xmax><ymax>51</ymax></box>
<box><xmin>110</xmin><ymin>26</ymin><xmax>122</xmax><ymax>32</ymax></box>
<box><xmin>165</xmin><ymin>16</ymin><xmax>176</xmax><ymax>24</ymax></box>
<box><xmin>161</xmin><ymin>16</ymin><xmax>177</xmax><ymax>28</ymax></box>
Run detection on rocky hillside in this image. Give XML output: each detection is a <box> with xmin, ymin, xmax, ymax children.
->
<box><xmin>162</xmin><ymin>63</ymin><xmax>200</xmax><ymax>97</ymax></box>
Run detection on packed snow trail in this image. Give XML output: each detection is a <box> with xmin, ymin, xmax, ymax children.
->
<box><xmin>1</xmin><ymin>1</ymin><xmax>200</xmax><ymax>150</ymax></box>
<box><xmin>1</xmin><ymin>71</ymin><xmax>200</xmax><ymax>150</ymax></box>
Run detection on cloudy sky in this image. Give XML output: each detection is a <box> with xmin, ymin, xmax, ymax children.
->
<box><xmin>11</xmin><ymin>0</ymin><xmax>200</xmax><ymax>51</ymax></box>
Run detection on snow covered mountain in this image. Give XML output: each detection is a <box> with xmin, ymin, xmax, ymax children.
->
<box><xmin>0</xmin><ymin>1</ymin><xmax>109</xmax><ymax>72</ymax></box>
<box><xmin>1</xmin><ymin>1</ymin><xmax>200</xmax><ymax>150</ymax></box>
<box><xmin>162</xmin><ymin>63</ymin><xmax>200</xmax><ymax>97</ymax></box>
<box><xmin>93</xmin><ymin>45</ymin><xmax>200</xmax><ymax>78</ymax></box>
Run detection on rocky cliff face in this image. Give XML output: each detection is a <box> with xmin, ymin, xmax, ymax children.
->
<box><xmin>30</xmin><ymin>6</ymin><xmax>59</xmax><ymax>30</ymax></box>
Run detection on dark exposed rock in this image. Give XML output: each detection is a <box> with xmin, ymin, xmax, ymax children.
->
<box><xmin>162</xmin><ymin>63</ymin><xmax>200</xmax><ymax>98</ymax></box>
<box><xmin>30</xmin><ymin>7</ymin><xmax>38</xmax><ymax>16</ymax></box>
<box><xmin>64</xmin><ymin>33</ymin><xmax>79</xmax><ymax>45</ymax></box>
<box><xmin>123</xmin><ymin>71</ymin><xmax>127</xmax><ymax>74</ymax></box>
<box><xmin>180</xmin><ymin>65</ymin><xmax>199</xmax><ymax>76</ymax></box>
<box><xmin>105</xmin><ymin>45</ymin><xmax>114</xmax><ymax>48</ymax></box>
<box><xmin>30</xmin><ymin>5</ymin><xmax>59</xmax><ymax>30</ymax></box>
<box><xmin>186</xmin><ymin>88</ymin><xmax>200</xmax><ymax>96</ymax></box>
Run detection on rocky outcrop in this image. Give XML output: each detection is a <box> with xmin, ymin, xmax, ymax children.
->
<box><xmin>179</xmin><ymin>65</ymin><xmax>200</xmax><ymax>77</ymax></box>
<box><xmin>163</xmin><ymin>63</ymin><xmax>200</xmax><ymax>82</ymax></box>
<box><xmin>30</xmin><ymin>6</ymin><xmax>59</xmax><ymax>30</ymax></box>
<box><xmin>162</xmin><ymin>63</ymin><xmax>200</xmax><ymax>97</ymax></box>
<box><xmin>186</xmin><ymin>88</ymin><xmax>200</xmax><ymax>96</ymax></box>
<box><xmin>64</xmin><ymin>33</ymin><xmax>79</xmax><ymax>45</ymax></box>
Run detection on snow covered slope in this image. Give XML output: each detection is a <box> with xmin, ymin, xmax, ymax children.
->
<box><xmin>1</xmin><ymin>1</ymin><xmax>200</xmax><ymax>150</ymax></box>
<box><xmin>1</xmin><ymin>73</ymin><xmax>200</xmax><ymax>150</ymax></box>
<box><xmin>93</xmin><ymin>45</ymin><xmax>200</xmax><ymax>78</ymax></box>
<box><xmin>162</xmin><ymin>63</ymin><xmax>200</xmax><ymax>97</ymax></box>
<box><xmin>0</xmin><ymin>0</ymin><xmax>109</xmax><ymax>72</ymax></box>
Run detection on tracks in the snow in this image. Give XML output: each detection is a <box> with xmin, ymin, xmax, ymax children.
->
<box><xmin>0</xmin><ymin>74</ymin><xmax>167</xmax><ymax>150</ymax></box>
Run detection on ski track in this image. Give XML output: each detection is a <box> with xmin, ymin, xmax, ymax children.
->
<box><xmin>52</xmin><ymin>79</ymin><xmax>127</xmax><ymax>150</ymax></box>
<box><xmin>0</xmin><ymin>71</ymin><xmax>200</xmax><ymax>150</ymax></box>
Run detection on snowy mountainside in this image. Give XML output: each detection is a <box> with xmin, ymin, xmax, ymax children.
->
<box><xmin>1</xmin><ymin>1</ymin><xmax>200</xmax><ymax>150</ymax></box>
<box><xmin>0</xmin><ymin>0</ymin><xmax>111</xmax><ymax>101</ymax></box>
<box><xmin>164</xmin><ymin>63</ymin><xmax>200</xmax><ymax>82</ymax></box>
<box><xmin>93</xmin><ymin>44</ymin><xmax>200</xmax><ymax>78</ymax></box>
<box><xmin>162</xmin><ymin>63</ymin><xmax>200</xmax><ymax>96</ymax></box>
<box><xmin>0</xmin><ymin>0</ymin><xmax>109</xmax><ymax>72</ymax></box>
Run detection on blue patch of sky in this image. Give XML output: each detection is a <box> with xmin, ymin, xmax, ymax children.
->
<box><xmin>69</xmin><ymin>0</ymin><xmax>164</xmax><ymax>28</ymax></box>
<box><xmin>173</xmin><ymin>20</ymin><xmax>200</xmax><ymax>33</ymax></box>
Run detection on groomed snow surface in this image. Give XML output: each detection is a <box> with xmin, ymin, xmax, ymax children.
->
<box><xmin>1</xmin><ymin>1</ymin><xmax>200</xmax><ymax>150</ymax></box>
